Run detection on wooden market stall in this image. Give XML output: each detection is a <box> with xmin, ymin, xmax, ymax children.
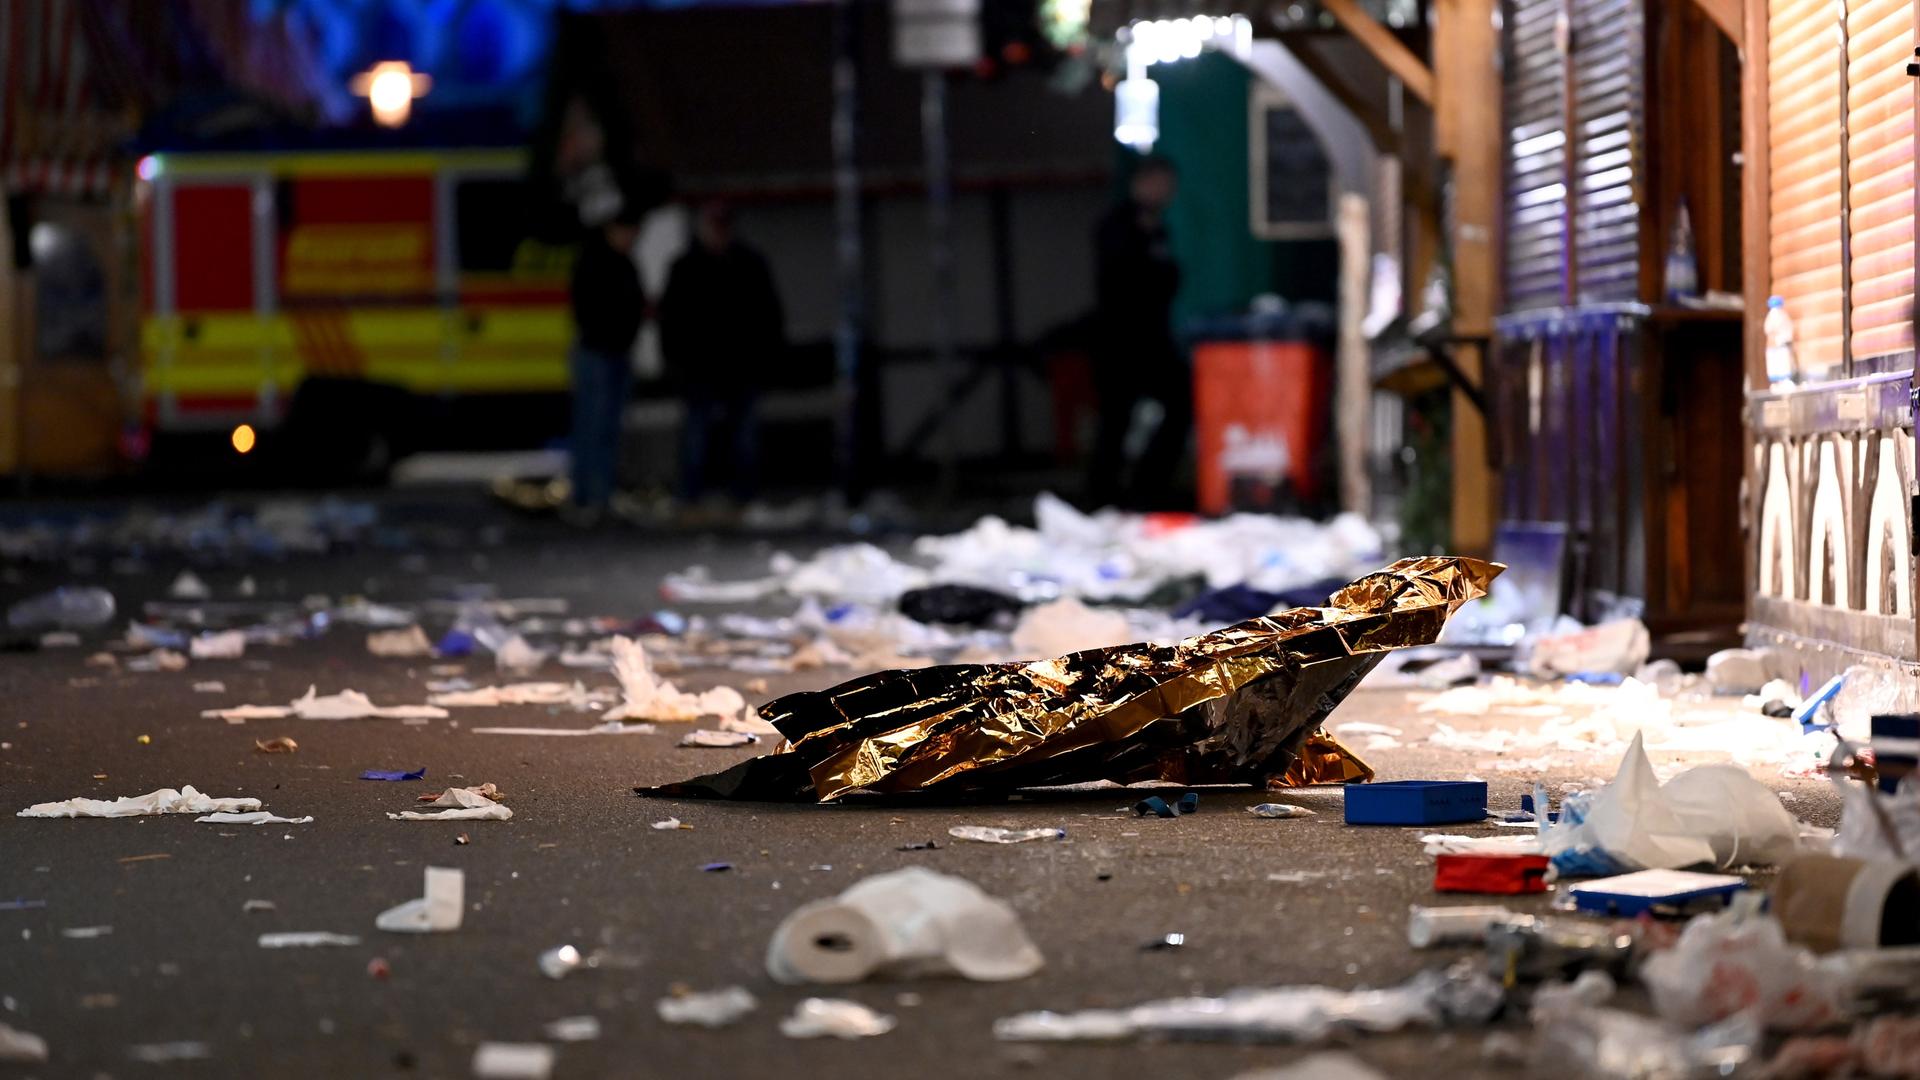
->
<box><xmin>1740</xmin><ymin>0</ymin><xmax>1918</xmax><ymax>677</ymax></box>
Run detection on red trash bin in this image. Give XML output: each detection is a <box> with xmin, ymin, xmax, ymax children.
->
<box><xmin>1191</xmin><ymin>338</ymin><xmax>1329</xmax><ymax>515</ymax></box>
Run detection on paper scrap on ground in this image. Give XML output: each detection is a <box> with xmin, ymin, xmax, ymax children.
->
<box><xmin>189</xmin><ymin>630</ymin><xmax>246</xmax><ymax>660</ymax></box>
<box><xmin>471</xmin><ymin>721</ymin><xmax>657</xmax><ymax>737</ymax></box>
<box><xmin>1248</xmin><ymin>804</ymin><xmax>1314</xmax><ymax>819</ymax></box>
<box><xmin>193</xmin><ymin>680</ymin><xmax>226</xmax><ymax>693</ymax></box>
<box><xmin>127</xmin><ymin>648</ymin><xmax>187</xmax><ymax>672</ymax></box>
<box><xmin>779</xmin><ymin>998</ymin><xmax>896</xmax><ymax>1039</ymax></box>
<box><xmin>375</xmin><ymin>866</ymin><xmax>464</xmax><ymax>933</ymax></box>
<box><xmin>197</xmin><ymin>811</ymin><xmax>313</xmax><ymax>825</ymax></box>
<box><xmin>169</xmin><ymin>569</ymin><xmax>211</xmax><ymax>600</ymax></box>
<box><xmin>651</xmin><ymin>818</ymin><xmax>686</xmax><ymax>830</ymax></box>
<box><xmin>947</xmin><ymin>825</ymin><xmax>1066</xmax><ymax>844</ymax></box>
<box><xmin>258</xmin><ymin>932</ymin><xmax>361</xmax><ymax>948</ymax></box>
<box><xmin>203</xmin><ymin>704</ymin><xmax>294</xmax><ymax>721</ymax></box>
<box><xmin>542</xmin><ymin>1016</ymin><xmax>601</xmax><ymax>1042</ymax></box>
<box><xmin>657</xmin><ymin>986</ymin><xmax>758</xmax><ymax>1028</ymax></box>
<box><xmin>430</xmin><ymin>682</ymin><xmax>596</xmax><ymax>708</ymax></box>
<box><xmin>603</xmin><ymin>636</ymin><xmax>747</xmax><ymax>723</ymax></box>
<box><xmin>61</xmin><ymin>925</ymin><xmax>112</xmax><ymax>938</ymax></box>
<box><xmin>388</xmin><ymin>787</ymin><xmax>513</xmax><ymax>822</ymax></box>
<box><xmin>491</xmin><ymin>635</ymin><xmax>550</xmax><ymax>673</ymax></box>
<box><xmin>680</xmin><ymin>729</ymin><xmax>758</xmax><ymax>748</ymax></box>
<box><xmin>20</xmin><ymin>785</ymin><xmax>261</xmax><ymax>819</ymax></box>
<box><xmin>367</xmin><ymin>625</ymin><xmax>434</xmax><ymax>657</ymax></box>
<box><xmin>126</xmin><ymin>1041</ymin><xmax>212</xmax><ymax>1063</ymax></box>
<box><xmin>0</xmin><ymin>1022</ymin><xmax>48</xmax><ymax>1063</ymax></box>
<box><xmin>472</xmin><ymin>1042</ymin><xmax>555</xmax><ymax>1080</ymax></box>
<box><xmin>1009</xmin><ymin>597</ymin><xmax>1133</xmax><ymax>658</ymax></box>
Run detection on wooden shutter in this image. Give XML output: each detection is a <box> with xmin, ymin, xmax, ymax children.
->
<box><xmin>1846</xmin><ymin>0</ymin><xmax>1915</xmax><ymax>360</ymax></box>
<box><xmin>1503</xmin><ymin>0</ymin><xmax>1570</xmax><ymax>311</ymax></box>
<box><xmin>1768</xmin><ymin>0</ymin><xmax>1846</xmax><ymax>373</ymax></box>
<box><xmin>1570</xmin><ymin>0</ymin><xmax>1643</xmax><ymax>302</ymax></box>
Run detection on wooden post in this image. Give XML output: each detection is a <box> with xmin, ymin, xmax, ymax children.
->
<box><xmin>1319</xmin><ymin>0</ymin><xmax>1436</xmax><ymax>104</ymax></box>
<box><xmin>0</xmin><ymin>202</ymin><xmax>17</xmax><ymax>477</ymax></box>
<box><xmin>1739</xmin><ymin>0</ymin><xmax>1769</xmax><ymax>390</ymax></box>
<box><xmin>1435</xmin><ymin>0</ymin><xmax>1501</xmax><ymax>553</ymax></box>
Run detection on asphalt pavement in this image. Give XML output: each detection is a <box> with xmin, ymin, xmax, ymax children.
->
<box><xmin>0</xmin><ymin>496</ymin><xmax>1841</xmax><ymax>1079</ymax></box>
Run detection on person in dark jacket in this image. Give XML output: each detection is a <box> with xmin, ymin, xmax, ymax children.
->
<box><xmin>1087</xmin><ymin>154</ymin><xmax>1188</xmax><ymax>508</ymax></box>
<box><xmin>659</xmin><ymin>200</ymin><xmax>784</xmax><ymax>504</ymax></box>
<box><xmin>567</xmin><ymin>207</ymin><xmax>644</xmax><ymax>522</ymax></box>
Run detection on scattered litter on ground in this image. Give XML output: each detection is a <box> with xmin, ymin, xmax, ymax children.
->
<box><xmin>193</xmin><ymin>680</ymin><xmax>226</xmax><ymax>693</ymax></box>
<box><xmin>1142</xmin><ymin>932</ymin><xmax>1185</xmax><ymax>950</ymax></box>
<box><xmin>1008</xmin><ymin>597</ymin><xmax>1132</xmax><ymax>657</ymax></box>
<box><xmin>778</xmin><ymin>998</ymin><xmax>896</xmax><ymax>1039</ymax></box>
<box><xmin>542</xmin><ymin>1016</ymin><xmax>600</xmax><ymax>1042</ymax></box>
<box><xmin>258</xmin><ymin>932</ymin><xmax>361</xmax><ymax>948</ymax></box>
<box><xmin>1406</xmin><ymin>905</ymin><xmax>1520</xmax><ymax>949</ymax></box>
<box><xmin>189</xmin><ymin>630</ymin><xmax>246</xmax><ymax>660</ymax></box>
<box><xmin>367</xmin><ymin>625</ymin><xmax>435</xmax><ymax>657</ymax></box>
<box><xmin>656</xmin><ymin>986</ymin><xmax>758</xmax><ymax>1028</ymax></box>
<box><xmin>538</xmin><ymin>945</ymin><xmax>583</xmax><ymax>980</ymax></box>
<box><xmin>127</xmin><ymin>648</ymin><xmax>188</xmax><ymax>672</ymax></box>
<box><xmin>242</xmin><ymin>899</ymin><xmax>276</xmax><ymax>913</ymax></box>
<box><xmin>126</xmin><ymin>1041</ymin><xmax>213</xmax><ymax>1064</ymax></box>
<box><xmin>603</xmin><ymin>636</ymin><xmax>746</xmax><ymax>723</ymax></box>
<box><xmin>197</xmin><ymin>811</ymin><xmax>313</xmax><ymax>825</ymax></box>
<box><xmin>361</xmin><ymin>767</ymin><xmax>427</xmax><ymax>781</ymax></box>
<box><xmin>1135</xmin><ymin>796</ymin><xmax>1176</xmax><ymax>818</ymax></box>
<box><xmin>1228</xmin><ymin>1051</ymin><xmax>1389</xmax><ymax>1080</ymax></box>
<box><xmin>470</xmin><ymin>721</ymin><xmax>657</xmax><ymax>737</ymax></box>
<box><xmin>651</xmin><ymin>818</ymin><xmax>687</xmax><ymax>831</ymax></box>
<box><xmin>471</xmin><ymin>1042</ymin><xmax>555</xmax><ymax>1080</ymax></box>
<box><xmin>60</xmin><ymin>925</ymin><xmax>111</xmax><ymax>939</ymax></box>
<box><xmin>0</xmin><ymin>1023</ymin><xmax>48</xmax><ymax>1063</ymax></box>
<box><xmin>1248</xmin><ymin>803</ymin><xmax>1313</xmax><ymax>819</ymax></box>
<box><xmin>992</xmin><ymin>963</ymin><xmax>1502</xmax><ymax>1042</ymax></box>
<box><xmin>947</xmin><ymin>826</ymin><xmax>1065</xmax><ymax>844</ymax></box>
<box><xmin>680</xmin><ymin>729</ymin><xmax>758</xmax><ymax>748</ymax></box>
<box><xmin>376</xmin><ymin>867</ymin><xmax>464</xmax><ymax>933</ymax></box>
<box><xmin>767</xmin><ymin>867</ymin><xmax>1043</xmax><ymax>984</ymax></box>
<box><xmin>1541</xmin><ymin>732</ymin><xmax>1803</xmax><ymax>875</ymax></box>
<box><xmin>254</xmin><ymin>737</ymin><xmax>298</xmax><ymax>753</ymax></box>
<box><xmin>1526</xmin><ymin>618</ymin><xmax>1649</xmax><ymax>677</ymax></box>
<box><xmin>389</xmin><ymin>788</ymin><xmax>512</xmax><ymax>822</ymax></box>
<box><xmin>169</xmin><ymin>570</ymin><xmax>211</xmax><ymax>600</ymax></box>
<box><xmin>19</xmin><ymin>786</ymin><xmax>261</xmax><ymax>819</ymax></box>
<box><xmin>7</xmin><ymin>585</ymin><xmax>115</xmax><ymax>631</ymax></box>
<box><xmin>1639</xmin><ymin>899</ymin><xmax>1841</xmax><ymax>1032</ymax></box>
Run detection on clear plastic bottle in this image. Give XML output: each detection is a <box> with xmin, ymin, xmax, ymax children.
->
<box><xmin>1763</xmin><ymin>296</ymin><xmax>1796</xmax><ymax>386</ymax></box>
<box><xmin>1664</xmin><ymin>199</ymin><xmax>1699</xmax><ymax>302</ymax></box>
<box><xmin>7</xmin><ymin>586</ymin><xmax>116</xmax><ymax>631</ymax></box>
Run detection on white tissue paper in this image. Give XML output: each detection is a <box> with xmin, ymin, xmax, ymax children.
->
<box><xmin>20</xmin><ymin>786</ymin><xmax>261</xmax><ymax>819</ymax></box>
<box><xmin>375</xmin><ymin>866</ymin><xmax>464</xmax><ymax>933</ymax></box>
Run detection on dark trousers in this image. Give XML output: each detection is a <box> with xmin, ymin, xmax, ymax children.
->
<box><xmin>569</xmin><ymin>346</ymin><xmax>634</xmax><ymax>509</ymax></box>
<box><xmin>1087</xmin><ymin>351</ymin><xmax>1192</xmax><ymax>508</ymax></box>
<box><xmin>681</xmin><ymin>390</ymin><xmax>759</xmax><ymax>503</ymax></box>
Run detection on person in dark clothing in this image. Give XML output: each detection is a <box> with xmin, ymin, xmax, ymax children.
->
<box><xmin>1088</xmin><ymin>154</ymin><xmax>1189</xmax><ymax>509</ymax></box>
<box><xmin>659</xmin><ymin>200</ymin><xmax>784</xmax><ymax>505</ymax></box>
<box><xmin>567</xmin><ymin>208</ymin><xmax>644</xmax><ymax>522</ymax></box>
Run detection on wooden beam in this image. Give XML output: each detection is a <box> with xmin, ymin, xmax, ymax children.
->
<box><xmin>1277</xmin><ymin>32</ymin><xmax>1398</xmax><ymax>151</ymax></box>
<box><xmin>1433</xmin><ymin>0</ymin><xmax>1500</xmax><ymax>554</ymax></box>
<box><xmin>1739</xmin><ymin>0</ymin><xmax>1767</xmax><ymax>390</ymax></box>
<box><xmin>1317</xmin><ymin>0</ymin><xmax>1435</xmax><ymax>104</ymax></box>
<box><xmin>1690</xmin><ymin>0</ymin><xmax>1742</xmax><ymax>48</ymax></box>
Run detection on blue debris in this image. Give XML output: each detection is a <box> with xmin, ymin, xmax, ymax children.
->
<box><xmin>1134</xmin><ymin>796</ymin><xmax>1176</xmax><ymax>818</ymax></box>
<box><xmin>1175</xmin><ymin>792</ymin><xmax>1199</xmax><ymax>815</ymax></box>
<box><xmin>361</xmin><ymin>767</ymin><xmax>427</xmax><ymax>782</ymax></box>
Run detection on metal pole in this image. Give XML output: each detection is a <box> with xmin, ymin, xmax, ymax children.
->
<box><xmin>921</xmin><ymin>68</ymin><xmax>957</xmax><ymax>490</ymax></box>
<box><xmin>831</xmin><ymin>0</ymin><xmax>864</xmax><ymax>499</ymax></box>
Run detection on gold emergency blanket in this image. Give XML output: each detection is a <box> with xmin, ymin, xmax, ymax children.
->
<box><xmin>643</xmin><ymin>556</ymin><xmax>1500</xmax><ymax>802</ymax></box>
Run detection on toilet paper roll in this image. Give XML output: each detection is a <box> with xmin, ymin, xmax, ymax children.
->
<box><xmin>766</xmin><ymin>900</ymin><xmax>888</xmax><ymax>984</ymax></box>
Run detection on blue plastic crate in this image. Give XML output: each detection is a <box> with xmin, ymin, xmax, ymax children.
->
<box><xmin>1344</xmin><ymin>780</ymin><xmax>1488</xmax><ymax>825</ymax></box>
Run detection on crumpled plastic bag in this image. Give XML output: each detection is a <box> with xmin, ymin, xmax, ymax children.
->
<box><xmin>1527</xmin><ymin>618</ymin><xmax>1651</xmax><ymax>678</ymax></box>
<box><xmin>1639</xmin><ymin>901</ymin><xmax>1844</xmax><ymax>1032</ymax></box>
<box><xmin>388</xmin><ymin>787</ymin><xmax>512</xmax><ymax>822</ymax></box>
<box><xmin>1832</xmin><ymin>776</ymin><xmax>1920</xmax><ymax>862</ymax></box>
<box><xmin>1008</xmin><ymin>597</ymin><xmax>1132</xmax><ymax>657</ymax></box>
<box><xmin>1542</xmin><ymin>732</ymin><xmax>1803</xmax><ymax>875</ymax></box>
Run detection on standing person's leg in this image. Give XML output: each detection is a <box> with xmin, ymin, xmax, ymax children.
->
<box><xmin>1086</xmin><ymin>353</ymin><xmax>1139</xmax><ymax>507</ymax></box>
<box><xmin>569</xmin><ymin>347</ymin><xmax>608</xmax><ymax>508</ymax></box>
<box><xmin>726</xmin><ymin>392</ymin><xmax>759</xmax><ymax>504</ymax></box>
<box><xmin>680</xmin><ymin>391</ymin><xmax>713</xmax><ymax>503</ymax></box>
<box><xmin>1134</xmin><ymin>353</ymin><xmax>1193</xmax><ymax>507</ymax></box>
<box><xmin>600</xmin><ymin>354</ymin><xmax>634</xmax><ymax>505</ymax></box>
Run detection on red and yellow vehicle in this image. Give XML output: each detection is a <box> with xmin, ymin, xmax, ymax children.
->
<box><xmin>138</xmin><ymin>148</ymin><xmax>576</xmax><ymax>472</ymax></box>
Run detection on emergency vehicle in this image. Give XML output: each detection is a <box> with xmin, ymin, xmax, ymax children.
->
<box><xmin>138</xmin><ymin>148</ymin><xmax>575</xmax><ymax>473</ymax></box>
